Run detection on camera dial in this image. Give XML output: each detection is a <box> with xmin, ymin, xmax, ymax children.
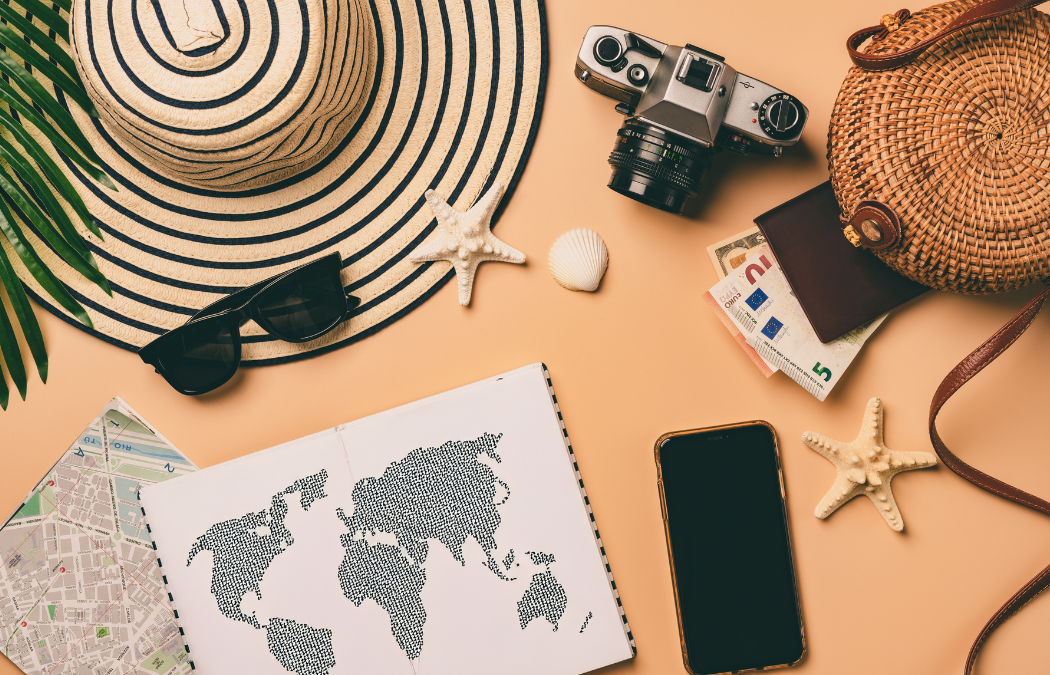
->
<box><xmin>594</xmin><ymin>36</ymin><xmax>624</xmax><ymax>66</ymax></box>
<box><xmin>758</xmin><ymin>93</ymin><xmax>804</xmax><ymax>140</ymax></box>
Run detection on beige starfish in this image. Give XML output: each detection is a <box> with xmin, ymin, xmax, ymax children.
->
<box><xmin>802</xmin><ymin>397</ymin><xmax>936</xmax><ymax>532</ymax></box>
<box><xmin>410</xmin><ymin>182</ymin><xmax>525</xmax><ymax>306</ymax></box>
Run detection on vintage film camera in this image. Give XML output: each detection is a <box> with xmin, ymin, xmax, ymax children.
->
<box><xmin>575</xmin><ymin>27</ymin><xmax>808</xmax><ymax>214</ymax></box>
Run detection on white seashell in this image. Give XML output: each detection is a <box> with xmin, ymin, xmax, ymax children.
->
<box><xmin>548</xmin><ymin>229</ymin><xmax>609</xmax><ymax>292</ymax></box>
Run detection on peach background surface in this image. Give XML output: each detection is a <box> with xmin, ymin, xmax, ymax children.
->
<box><xmin>4</xmin><ymin>1</ymin><xmax>1050</xmax><ymax>673</ymax></box>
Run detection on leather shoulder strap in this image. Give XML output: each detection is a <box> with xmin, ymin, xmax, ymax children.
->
<box><xmin>929</xmin><ymin>285</ymin><xmax>1050</xmax><ymax>674</ymax></box>
<box><xmin>848</xmin><ymin>0</ymin><xmax>1048</xmax><ymax>71</ymax></box>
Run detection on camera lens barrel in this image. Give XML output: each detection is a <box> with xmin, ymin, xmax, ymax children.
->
<box><xmin>607</xmin><ymin>120</ymin><xmax>711</xmax><ymax>214</ymax></box>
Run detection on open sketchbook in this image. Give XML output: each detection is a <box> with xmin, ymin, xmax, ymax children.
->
<box><xmin>139</xmin><ymin>364</ymin><xmax>634</xmax><ymax>675</ymax></box>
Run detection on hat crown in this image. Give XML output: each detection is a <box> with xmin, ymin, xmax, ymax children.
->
<box><xmin>157</xmin><ymin>0</ymin><xmax>225</xmax><ymax>53</ymax></box>
<box><xmin>70</xmin><ymin>0</ymin><xmax>374</xmax><ymax>190</ymax></box>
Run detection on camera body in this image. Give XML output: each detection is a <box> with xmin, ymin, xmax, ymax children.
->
<box><xmin>575</xmin><ymin>27</ymin><xmax>808</xmax><ymax>213</ymax></box>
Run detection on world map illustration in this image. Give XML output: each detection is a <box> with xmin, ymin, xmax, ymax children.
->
<box><xmin>186</xmin><ymin>433</ymin><xmax>570</xmax><ymax>674</ymax></box>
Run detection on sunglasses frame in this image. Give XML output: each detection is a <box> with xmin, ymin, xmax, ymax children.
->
<box><xmin>139</xmin><ymin>253</ymin><xmax>357</xmax><ymax>395</ymax></box>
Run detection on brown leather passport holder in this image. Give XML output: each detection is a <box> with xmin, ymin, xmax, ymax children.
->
<box><xmin>754</xmin><ymin>181</ymin><xmax>928</xmax><ymax>343</ymax></box>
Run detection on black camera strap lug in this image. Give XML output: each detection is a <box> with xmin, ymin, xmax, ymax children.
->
<box><xmin>614</xmin><ymin>103</ymin><xmax>635</xmax><ymax>116</ymax></box>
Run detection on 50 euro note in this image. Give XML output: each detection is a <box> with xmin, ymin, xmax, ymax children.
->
<box><xmin>702</xmin><ymin>244</ymin><xmax>884</xmax><ymax>401</ymax></box>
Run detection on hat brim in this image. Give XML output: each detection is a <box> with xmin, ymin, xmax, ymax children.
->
<box><xmin>17</xmin><ymin>0</ymin><xmax>547</xmax><ymax>365</ymax></box>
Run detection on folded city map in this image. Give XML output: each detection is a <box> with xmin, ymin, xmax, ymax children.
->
<box><xmin>139</xmin><ymin>364</ymin><xmax>634</xmax><ymax>675</ymax></box>
<box><xmin>0</xmin><ymin>398</ymin><xmax>197</xmax><ymax>675</ymax></box>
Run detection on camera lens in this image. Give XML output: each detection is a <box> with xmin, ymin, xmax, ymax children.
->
<box><xmin>607</xmin><ymin>120</ymin><xmax>711</xmax><ymax>214</ymax></box>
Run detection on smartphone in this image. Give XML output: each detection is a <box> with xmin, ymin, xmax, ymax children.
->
<box><xmin>655</xmin><ymin>422</ymin><xmax>805</xmax><ymax>675</ymax></box>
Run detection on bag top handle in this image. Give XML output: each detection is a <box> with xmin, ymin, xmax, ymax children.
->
<box><xmin>848</xmin><ymin>0</ymin><xmax>1047</xmax><ymax>70</ymax></box>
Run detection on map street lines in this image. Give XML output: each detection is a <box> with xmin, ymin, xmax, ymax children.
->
<box><xmin>0</xmin><ymin>399</ymin><xmax>197</xmax><ymax>675</ymax></box>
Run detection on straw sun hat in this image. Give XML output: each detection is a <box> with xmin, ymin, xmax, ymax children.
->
<box><xmin>19</xmin><ymin>0</ymin><xmax>546</xmax><ymax>364</ymax></box>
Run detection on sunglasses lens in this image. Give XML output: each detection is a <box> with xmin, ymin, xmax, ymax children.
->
<box><xmin>156</xmin><ymin>318</ymin><xmax>237</xmax><ymax>393</ymax></box>
<box><xmin>257</xmin><ymin>267</ymin><xmax>345</xmax><ymax>340</ymax></box>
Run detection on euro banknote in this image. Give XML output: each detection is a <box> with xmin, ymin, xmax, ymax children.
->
<box><xmin>703</xmin><ymin>244</ymin><xmax>884</xmax><ymax>401</ymax></box>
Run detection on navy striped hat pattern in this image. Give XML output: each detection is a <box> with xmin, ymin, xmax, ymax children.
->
<box><xmin>18</xmin><ymin>0</ymin><xmax>546</xmax><ymax>364</ymax></box>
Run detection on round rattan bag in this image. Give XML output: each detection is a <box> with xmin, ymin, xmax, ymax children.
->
<box><xmin>829</xmin><ymin>0</ymin><xmax>1050</xmax><ymax>294</ymax></box>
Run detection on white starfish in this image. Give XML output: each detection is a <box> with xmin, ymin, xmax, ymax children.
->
<box><xmin>410</xmin><ymin>182</ymin><xmax>525</xmax><ymax>306</ymax></box>
<box><xmin>802</xmin><ymin>397</ymin><xmax>936</xmax><ymax>532</ymax></box>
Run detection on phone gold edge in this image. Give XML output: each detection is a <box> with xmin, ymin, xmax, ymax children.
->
<box><xmin>654</xmin><ymin>420</ymin><xmax>808</xmax><ymax>675</ymax></box>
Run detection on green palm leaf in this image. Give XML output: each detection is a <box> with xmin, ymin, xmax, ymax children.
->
<box><xmin>0</xmin><ymin>250</ymin><xmax>30</xmax><ymax>404</ymax></box>
<box><xmin>0</xmin><ymin>25</ymin><xmax>90</xmax><ymax>112</ymax></box>
<box><xmin>0</xmin><ymin>354</ymin><xmax>8</xmax><ymax>409</ymax></box>
<box><xmin>0</xmin><ymin>3</ymin><xmax>79</xmax><ymax>83</ymax></box>
<box><xmin>13</xmin><ymin>0</ymin><xmax>68</xmax><ymax>43</ymax></box>
<box><xmin>0</xmin><ymin>76</ymin><xmax>111</xmax><ymax>186</ymax></box>
<box><xmin>0</xmin><ymin>195</ymin><xmax>93</xmax><ymax>328</ymax></box>
<box><xmin>0</xmin><ymin>166</ymin><xmax>110</xmax><ymax>292</ymax></box>
<box><xmin>0</xmin><ymin>115</ymin><xmax>106</xmax><ymax>242</ymax></box>
<box><xmin>0</xmin><ymin>135</ymin><xmax>97</xmax><ymax>265</ymax></box>
<box><xmin>0</xmin><ymin>50</ymin><xmax>96</xmax><ymax>120</ymax></box>
<box><xmin>0</xmin><ymin>240</ymin><xmax>46</xmax><ymax>383</ymax></box>
<box><xmin>0</xmin><ymin>0</ymin><xmax>114</xmax><ymax>406</ymax></box>
<box><xmin>0</xmin><ymin>294</ymin><xmax>26</xmax><ymax>407</ymax></box>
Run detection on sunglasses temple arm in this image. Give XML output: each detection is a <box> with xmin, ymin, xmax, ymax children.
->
<box><xmin>345</xmin><ymin>290</ymin><xmax>362</xmax><ymax>310</ymax></box>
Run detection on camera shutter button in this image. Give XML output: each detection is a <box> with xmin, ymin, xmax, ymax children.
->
<box><xmin>627</xmin><ymin>64</ymin><xmax>649</xmax><ymax>86</ymax></box>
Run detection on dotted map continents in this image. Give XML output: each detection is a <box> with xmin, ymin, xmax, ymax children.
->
<box><xmin>186</xmin><ymin>434</ymin><xmax>571</xmax><ymax>675</ymax></box>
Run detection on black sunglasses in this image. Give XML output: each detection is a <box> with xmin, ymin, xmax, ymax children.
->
<box><xmin>139</xmin><ymin>253</ymin><xmax>359</xmax><ymax>395</ymax></box>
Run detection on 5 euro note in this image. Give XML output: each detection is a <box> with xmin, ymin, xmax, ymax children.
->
<box><xmin>702</xmin><ymin>245</ymin><xmax>883</xmax><ymax>401</ymax></box>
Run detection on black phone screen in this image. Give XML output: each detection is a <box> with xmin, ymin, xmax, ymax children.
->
<box><xmin>657</xmin><ymin>423</ymin><xmax>804</xmax><ymax>674</ymax></box>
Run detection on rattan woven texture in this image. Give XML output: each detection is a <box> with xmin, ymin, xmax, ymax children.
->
<box><xmin>829</xmin><ymin>0</ymin><xmax>1050</xmax><ymax>293</ymax></box>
